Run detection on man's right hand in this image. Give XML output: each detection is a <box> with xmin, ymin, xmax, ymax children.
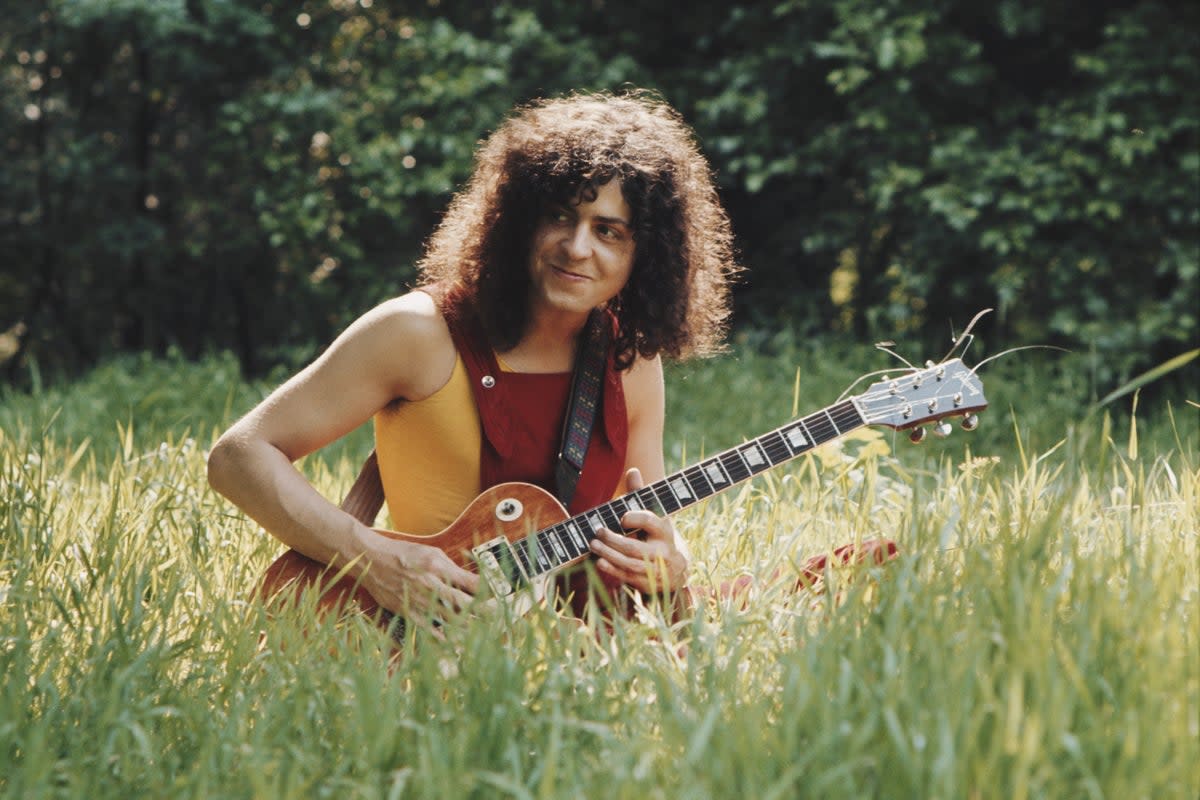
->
<box><xmin>352</xmin><ymin>532</ymin><xmax>480</xmax><ymax>622</ymax></box>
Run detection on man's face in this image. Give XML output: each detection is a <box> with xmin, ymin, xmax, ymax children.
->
<box><xmin>527</xmin><ymin>180</ymin><xmax>636</xmax><ymax>321</ymax></box>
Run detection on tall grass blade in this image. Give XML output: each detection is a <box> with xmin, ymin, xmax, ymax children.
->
<box><xmin>1093</xmin><ymin>348</ymin><xmax>1199</xmax><ymax>410</ymax></box>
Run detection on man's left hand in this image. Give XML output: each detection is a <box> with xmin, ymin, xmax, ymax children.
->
<box><xmin>588</xmin><ymin>467</ymin><xmax>688</xmax><ymax>595</ymax></box>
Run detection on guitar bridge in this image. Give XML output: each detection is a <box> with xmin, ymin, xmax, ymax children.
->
<box><xmin>471</xmin><ymin>537</ymin><xmax>528</xmax><ymax>598</ymax></box>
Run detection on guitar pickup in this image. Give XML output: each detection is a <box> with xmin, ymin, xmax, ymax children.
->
<box><xmin>471</xmin><ymin>537</ymin><xmax>528</xmax><ymax>598</ymax></box>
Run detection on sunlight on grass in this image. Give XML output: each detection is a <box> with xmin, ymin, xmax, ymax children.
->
<box><xmin>1</xmin><ymin>352</ymin><xmax>1197</xmax><ymax>797</ymax></box>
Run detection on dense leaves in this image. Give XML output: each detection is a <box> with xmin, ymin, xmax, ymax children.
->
<box><xmin>2</xmin><ymin>0</ymin><xmax>1196</xmax><ymax>385</ymax></box>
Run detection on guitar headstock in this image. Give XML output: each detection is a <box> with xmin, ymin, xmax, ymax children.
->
<box><xmin>855</xmin><ymin>358</ymin><xmax>987</xmax><ymax>438</ymax></box>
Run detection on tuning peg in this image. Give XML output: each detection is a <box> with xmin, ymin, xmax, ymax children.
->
<box><xmin>933</xmin><ymin>421</ymin><xmax>953</xmax><ymax>438</ymax></box>
<box><xmin>961</xmin><ymin>413</ymin><xmax>980</xmax><ymax>431</ymax></box>
<box><xmin>909</xmin><ymin>427</ymin><xmax>927</xmax><ymax>444</ymax></box>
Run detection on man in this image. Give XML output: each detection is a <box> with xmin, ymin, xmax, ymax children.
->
<box><xmin>207</xmin><ymin>92</ymin><xmax>740</xmax><ymax>625</ymax></box>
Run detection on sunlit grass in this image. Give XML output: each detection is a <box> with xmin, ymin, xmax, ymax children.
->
<box><xmin>1</xmin><ymin>349</ymin><xmax>1197</xmax><ymax>798</ymax></box>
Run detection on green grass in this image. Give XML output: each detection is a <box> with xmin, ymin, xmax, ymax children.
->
<box><xmin>1</xmin><ymin>345</ymin><xmax>1197</xmax><ymax>798</ymax></box>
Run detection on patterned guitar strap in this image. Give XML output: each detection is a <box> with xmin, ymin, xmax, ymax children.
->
<box><xmin>553</xmin><ymin>308</ymin><xmax>609</xmax><ymax>509</ymax></box>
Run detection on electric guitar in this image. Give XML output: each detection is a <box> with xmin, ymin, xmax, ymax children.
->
<box><xmin>258</xmin><ymin>358</ymin><xmax>987</xmax><ymax>634</ymax></box>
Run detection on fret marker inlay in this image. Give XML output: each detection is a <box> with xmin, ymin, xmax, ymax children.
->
<box><xmin>786</xmin><ymin>427</ymin><xmax>808</xmax><ymax>449</ymax></box>
<box><xmin>566</xmin><ymin>522</ymin><xmax>587</xmax><ymax>550</ymax></box>
<box><xmin>670</xmin><ymin>477</ymin><xmax>693</xmax><ymax>500</ymax></box>
<box><xmin>549</xmin><ymin>535</ymin><xmax>567</xmax><ymax>560</ymax></box>
<box><xmin>741</xmin><ymin>444</ymin><xmax>766</xmax><ymax>467</ymax></box>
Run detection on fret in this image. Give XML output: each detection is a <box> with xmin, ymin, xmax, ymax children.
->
<box><xmin>683</xmin><ymin>465</ymin><xmax>717</xmax><ymax>499</ymax></box>
<box><xmin>802</xmin><ymin>412</ymin><xmax>837</xmax><ymax>444</ymax></box>
<box><xmin>722</xmin><ymin>449</ymin><xmax>746</xmax><ymax>480</ymax></box>
<box><xmin>542</xmin><ymin>529</ymin><xmax>568</xmax><ymax>564</ymax></box>
<box><xmin>590</xmin><ymin>510</ymin><xmax>628</xmax><ymax>534</ymax></box>
<box><xmin>738</xmin><ymin>441</ymin><xmax>769</xmax><ymax>473</ymax></box>
<box><xmin>565</xmin><ymin>521</ymin><xmax>588</xmax><ymax>551</ymax></box>
<box><xmin>520</xmin><ymin>534</ymin><xmax>548</xmax><ymax>578</ymax></box>
<box><xmin>595</xmin><ymin>501</ymin><xmax>623</xmax><ymax>533</ymax></box>
<box><xmin>761</xmin><ymin>431</ymin><xmax>791</xmax><ymax>465</ymax></box>
<box><xmin>823</xmin><ymin>407</ymin><xmax>843</xmax><ymax>437</ymax></box>
<box><xmin>529</xmin><ymin>533</ymin><xmax>553</xmax><ymax>576</ymax></box>
<box><xmin>668</xmin><ymin>474</ymin><xmax>695</xmax><ymax>505</ymax></box>
<box><xmin>530</xmin><ymin>536</ymin><xmax>552</xmax><ymax>572</ymax></box>
<box><xmin>598</xmin><ymin>503</ymin><xmax>624</xmax><ymax>532</ymax></box>
<box><xmin>834</xmin><ymin>400</ymin><xmax>865</xmax><ymax>430</ymax></box>
<box><xmin>782</xmin><ymin>423</ymin><xmax>810</xmax><ymax>454</ymax></box>
<box><xmin>535</xmin><ymin>530</ymin><xmax>558</xmax><ymax>564</ymax></box>
<box><xmin>612</xmin><ymin>497</ymin><xmax>646</xmax><ymax>528</ymax></box>
<box><xmin>650</xmin><ymin>480</ymin><xmax>682</xmax><ymax>514</ymax></box>
<box><xmin>642</xmin><ymin>487</ymin><xmax>666</xmax><ymax>515</ymax></box>
<box><xmin>553</xmin><ymin>524</ymin><xmax>583</xmax><ymax>559</ymax></box>
<box><xmin>702</xmin><ymin>457</ymin><xmax>730</xmax><ymax>488</ymax></box>
<box><xmin>514</xmin><ymin>538</ymin><xmax>534</xmax><ymax>577</ymax></box>
<box><xmin>796</xmin><ymin>418</ymin><xmax>816</xmax><ymax>447</ymax></box>
<box><xmin>497</xmin><ymin>543</ymin><xmax>526</xmax><ymax>588</ymax></box>
<box><xmin>719</xmin><ymin>449</ymin><xmax>752</xmax><ymax>483</ymax></box>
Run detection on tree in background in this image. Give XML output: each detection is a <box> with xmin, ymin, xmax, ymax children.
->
<box><xmin>678</xmin><ymin>0</ymin><xmax>1197</xmax><ymax>380</ymax></box>
<box><xmin>2</xmin><ymin>0</ymin><xmax>1195</xmax><ymax>389</ymax></box>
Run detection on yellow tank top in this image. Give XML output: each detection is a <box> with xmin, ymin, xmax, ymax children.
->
<box><xmin>373</xmin><ymin>354</ymin><xmax>481</xmax><ymax>535</ymax></box>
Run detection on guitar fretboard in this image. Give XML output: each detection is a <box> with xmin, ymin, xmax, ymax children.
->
<box><xmin>495</xmin><ymin>399</ymin><xmax>864</xmax><ymax>585</ymax></box>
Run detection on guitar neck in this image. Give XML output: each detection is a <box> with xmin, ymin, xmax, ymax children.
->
<box><xmin>508</xmin><ymin>398</ymin><xmax>866</xmax><ymax>581</ymax></box>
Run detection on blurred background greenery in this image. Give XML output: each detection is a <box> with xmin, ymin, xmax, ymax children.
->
<box><xmin>1</xmin><ymin>0</ymin><xmax>1196</xmax><ymax>394</ymax></box>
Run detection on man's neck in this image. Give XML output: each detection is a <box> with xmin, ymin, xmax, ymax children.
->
<box><xmin>500</xmin><ymin>308</ymin><xmax>590</xmax><ymax>373</ymax></box>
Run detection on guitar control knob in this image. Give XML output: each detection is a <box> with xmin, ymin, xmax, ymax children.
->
<box><xmin>933</xmin><ymin>421</ymin><xmax>953</xmax><ymax>438</ymax></box>
<box><xmin>495</xmin><ymin>498</ymin><xmax>524</xmax><ymax>522</ymax></box>
<box><xmin>961</xmin><ymin>413</ymin><xmax>980</xmax><ymax>431</ymax></box>
<box><xmin>909</xmin><ymin>427</ymin><xmax>927</xmax><ymax>444</ymax></box>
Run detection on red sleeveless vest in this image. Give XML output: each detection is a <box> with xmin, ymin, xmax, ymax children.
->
<box><xmin>446</xmin><ymin>313</ymin><xmax>628</xmax><ymax>513</ymax></box>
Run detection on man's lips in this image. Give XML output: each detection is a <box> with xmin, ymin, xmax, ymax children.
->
<box><xmin>551</xmin><ymin>265</ymin><xmax>590</xmax><ymax>280</ymax></box>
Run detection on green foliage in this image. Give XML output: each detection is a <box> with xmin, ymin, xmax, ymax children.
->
<box><xmin>1</xmin><ymin>1</ymin><xmax>1196</xmax><ymax>385</ymax></box>
<box><xmin>1</xmin><ymin>353</ymin><xmax>1197</xmax><ymax>797</ymax></box>
<box><xmin>689</xmin><ymin>0</ymin><xmax>1198</xmax><ymax>383</ymax></box>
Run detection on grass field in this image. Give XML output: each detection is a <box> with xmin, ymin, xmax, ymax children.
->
<box><xmin>1</xmin><ymin>344</ymin><xmax>1197</xmax><ymax>799</ymax></box>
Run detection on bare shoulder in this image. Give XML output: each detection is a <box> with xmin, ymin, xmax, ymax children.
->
<box><xmin>350</xmin><ymin>290</ymin><xmax>456</xmax><ymax>401</ymax></box>
<box><xmin>621</xmin><ymin>354</ymin><xmax>665</xmax><ymax>421</ymax></box>
<box><xmin>619</xmin><ymin>355</ymin><xmax>667</xmax><ymax>480</ymax></box>
<box><xmin>358</xmin><ymin>291</ymin><xmax>449</xmax><ymax>350</ymax></box>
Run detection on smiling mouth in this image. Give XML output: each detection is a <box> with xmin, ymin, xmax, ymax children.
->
<box><xmin>552</xmin><ymin>266</ymin><xmax>589</xmax><ymax>280</ymax></box>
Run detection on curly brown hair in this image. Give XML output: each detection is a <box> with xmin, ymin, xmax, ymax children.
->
<box><xmin>418</xmin><ymin>91</ymin><xmax>740</xmax><ymax>370</ymax></box>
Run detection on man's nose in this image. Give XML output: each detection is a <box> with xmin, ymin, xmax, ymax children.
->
<box><xmin>564</xmin><ymin>223</ymin><xmax>592</xmax><ymax>259</ymax></box>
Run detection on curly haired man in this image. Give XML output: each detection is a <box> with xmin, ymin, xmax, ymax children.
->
<box><xmin>207</xmin><ymin>92</ymin><xmax>741</xmax><ymax>626</ymax></box>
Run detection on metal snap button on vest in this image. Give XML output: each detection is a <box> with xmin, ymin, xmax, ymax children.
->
<box><xmin>481</xmin><ymin>375</ymin><xmax>496</xmax><ymax>389</ymax></box>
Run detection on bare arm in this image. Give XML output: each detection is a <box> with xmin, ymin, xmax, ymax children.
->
<box><xmin>207</xmin><ymin>291</ymin><xmax>479</xmax><ymax>616</ymax></box>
